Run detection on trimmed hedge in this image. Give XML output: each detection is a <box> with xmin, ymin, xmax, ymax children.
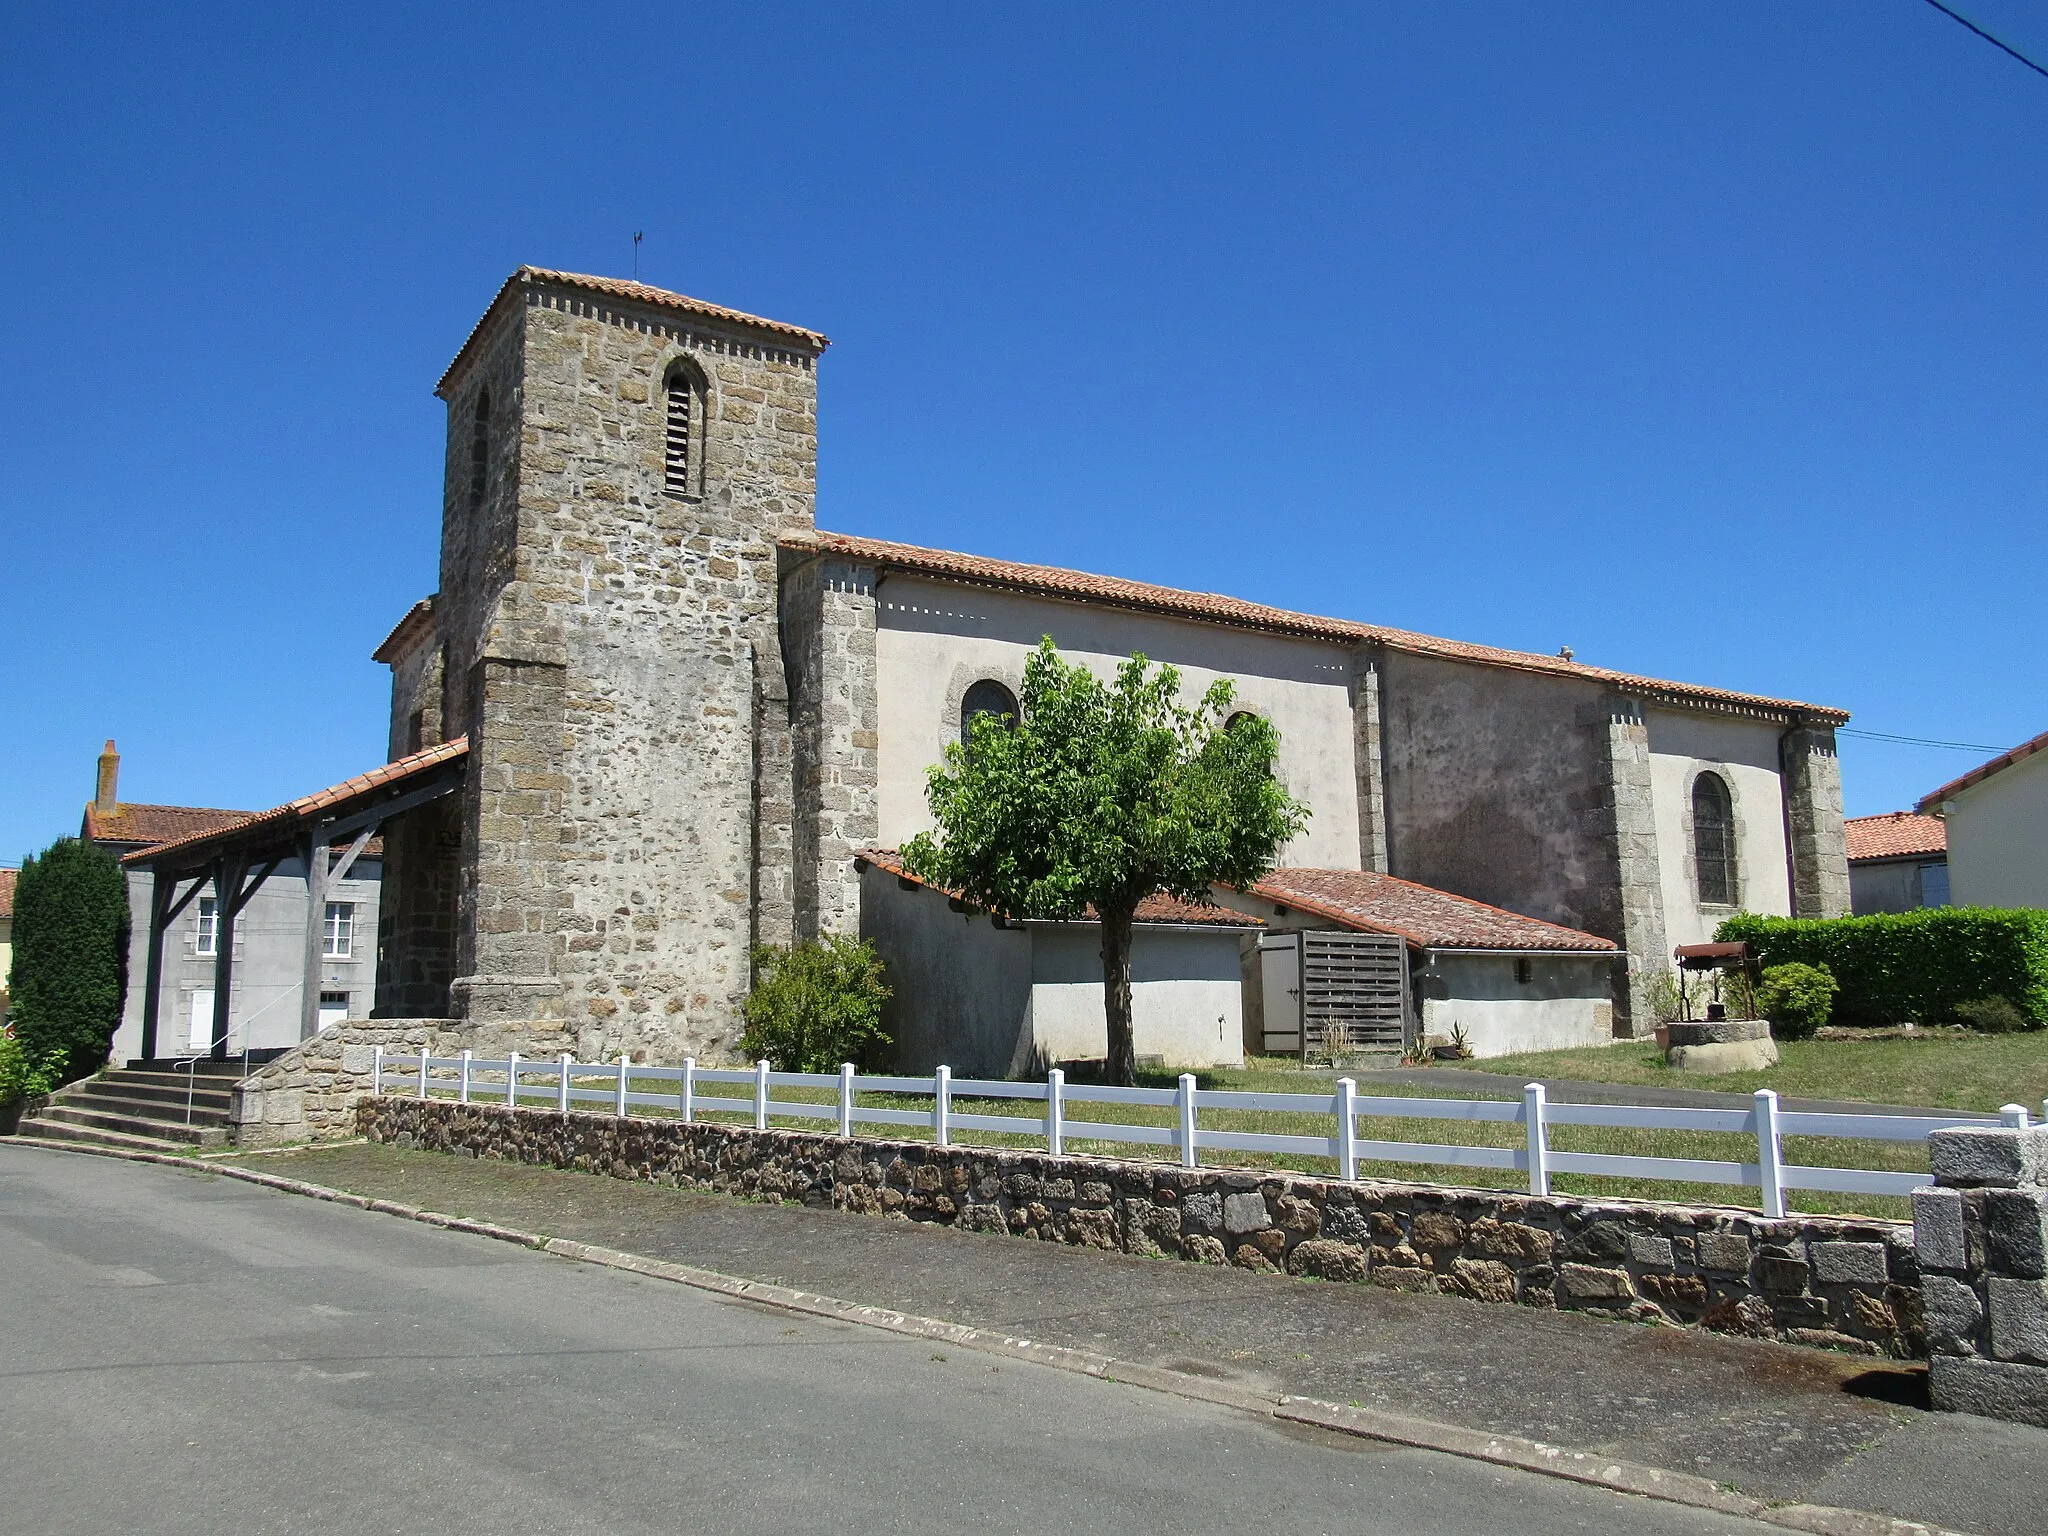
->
<box><xmin>1716</xmin><ymin>908</ymin><xmax>2048</xmax><ymax>1028</ymax></box>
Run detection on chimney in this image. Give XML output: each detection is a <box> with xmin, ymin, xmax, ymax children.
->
<box><xmin>95</xmin><ymin>740</ymin><xmax>120</xmax><ymax>814</ymax></box>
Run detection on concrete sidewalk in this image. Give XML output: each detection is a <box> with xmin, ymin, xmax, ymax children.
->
<box><xmin>208</xmin><ymin>1141</ymin><xmax>2040</xmax><ymax>1536</ymax></box>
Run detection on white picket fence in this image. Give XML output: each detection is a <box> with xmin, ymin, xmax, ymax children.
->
<box><xmin>371</xmin><ymin>1046</ymin><xmax>2041</xmax><ymax>1218</ymax></box>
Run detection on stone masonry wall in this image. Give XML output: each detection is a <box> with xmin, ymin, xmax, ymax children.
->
<box><xmin>1918</xmin><ymin>1123</ymin><xmax>2048</xmax><ymax>1426</ymax></box>
<box><xmin>1604</xmin><ymin>694</ymin><xmax>1670</xmax><ymax>1036</ymax></box>
<box><xmin>785</xmin><ymin>552</ymin><xmax>879</xmax><ymax>939</ymax></box>
<box><xmin>361</xmin><ymin>1096</ymin><xmax>1919</xmax><ymax>1357</ymax></box>
<box><xmin>1781</xmin><ymin>725</ymin><xmax>1852</xmax><ymax>920</ymax></box>
<box><xmin>430</xmin><ymin>274</ymin><xmax>822</xmax><ymax>1064</ymax></box>
<box><xmin>1350</xmin><ymin>648</ymin><xmax>1389</xmax><ymax>875</ymax></box>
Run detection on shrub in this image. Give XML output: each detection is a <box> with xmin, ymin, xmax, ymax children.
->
<box><xmin>1953</xmin><ymin>996</ymin><xmax>2034</xmax><ymax>1035</ymax></box>
<box><xmin>1717</xmin><ymin>908</ymin><xmax>2048</xmax><ymax>1028</ymax></box>
<box><xmin>740</xmin><ymin>935</ymin><xmax>893</xmax><ymax>1073</ymax></box>
<box><xmin>7</xmin><ymin>838</ymin><xmax>130</xmax><ymax>1086</ymax></box>
<box><xmin>1634</xmin><ymin>967</ymin><xmax>1685</xmax><ymax>1025</ymax></box>
<box><xmin>1754</xmin><ymin>962</ymin><xmax>1838</xmax><ymax>1041</ymax></box>
<box><xmin>0</xmin><ymin>1027</ymin><xmax>65</xmax><ymax>1105</ymax></box>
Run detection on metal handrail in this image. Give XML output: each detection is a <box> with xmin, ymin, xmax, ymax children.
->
<box><xmin>171</xmin><ymin>1029</ymin><xmax>246</xmax><ymax>1125</ymax></box>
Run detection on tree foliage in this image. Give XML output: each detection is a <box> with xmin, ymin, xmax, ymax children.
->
<box><xmin>7</xmin><ymin>838</ymin><xmax>130</xmax><ymax>1086</ymax></box>
<box><xmin>904</xmin><ymin>639</ymin><xmax>1308</xmax><ymax>1085</ymax></box>
<box><xmin>741</xmin><ymin>935</ymin><xmax>893</xmax><ymax>1073</ymax></box>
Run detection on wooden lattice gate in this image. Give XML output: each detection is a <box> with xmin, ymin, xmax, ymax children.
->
<box><xmin>1300</xmin><ymin>930</ymin><xmax>1409</xmax><ymax>1054</ymax></box>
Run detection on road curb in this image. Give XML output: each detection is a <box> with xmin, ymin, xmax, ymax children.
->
<box><xmin>0</xmin><ymin>1135</ymin><xmax>1969</xmax><ymax>1536</ymax></box>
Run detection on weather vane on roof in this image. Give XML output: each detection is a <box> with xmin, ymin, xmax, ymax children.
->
<box><xmin>632</xmin><ymin>231</ymin><xmax>643</xmax><ymax>281</ymax></box>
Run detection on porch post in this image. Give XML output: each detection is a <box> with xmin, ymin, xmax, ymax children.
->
<box><xmin>208</xmin><ymin>852</ymin><xmax>247</xmax><ymax>1062</ymax></box>
<box><xmin>299</xmin><ymin>831</ymin><xmax>330</xmax><ymax>1042</ymax></box>
<box><xmin>138</xmin><ymin>871</ymin><xmax>174</xmax><ymax>1062</ymax></box>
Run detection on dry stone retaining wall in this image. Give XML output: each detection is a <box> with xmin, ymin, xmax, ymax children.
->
<box><xmin>360</xmin><ymin>1096</ymin><xmax>1918</xmax><ymax>1356</ymax></box>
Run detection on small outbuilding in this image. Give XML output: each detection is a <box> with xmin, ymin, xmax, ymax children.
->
<box><xmin>1210</xmin><ymin>869</ymin><xmax>1622</xmax><ymax>1060</ymax></box>
<box><xmin>856</xmin><ymin>850</ymin><xmax>1258</xmax><ymax>1077</ymax></box>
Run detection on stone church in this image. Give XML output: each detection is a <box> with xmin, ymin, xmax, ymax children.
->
<box><xmin>370</xmin><ymin>267</ymin><xmax>1850</xmax><ymax>1068</ymax></box>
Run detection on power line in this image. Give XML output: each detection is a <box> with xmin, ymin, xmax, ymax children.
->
<box><xmin>1920</xmin><ymin>0</ymin><xmax>2048</xmax><ymax>81</ymax></box>
<box><xmin>1839</xmin><ymin>726</ymin><xmax>2007</xmax><ymax>752</ymax></box>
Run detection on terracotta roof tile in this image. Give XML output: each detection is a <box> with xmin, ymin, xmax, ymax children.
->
<box><xmin>84</xmin><ymin>803</ymin><xmax>254</xmax><ymax>848</ymax></box>
<box><xmin>787</xmin><ymin>531</ymin><xmax>1850</xmax><ymax>726</ymax></box>
<box><xmin>122</xmin><ymin>738</ymin><xmax>469</xmax><ymax>868</ymax></box>
<box><xmin>856</xmin><ymin>849</ymin><xmax>1258</xmax><ymax>928</ymax></box>
<box><xmin>438</xmin><ymin>267</ymin><xmax>828</xmax><ymax>396</ymax></box>
<box><xmin>0</xmin><ymin>867</ymin><xmax>15</xmax><ymax>921</ymax></box>
<box><xmin>1916</xmin><ymin>728</ymin><xmax>2048</xmax><ymax>814</ymax></box>
<box><xmin>1844</xmin><ymin>811</ymin><xmax>1947</xmax><ymax>862</ymax></box>
<box><xmin>1240</xmin><ymin>868</ymin><xmax>1618</xmax><ymax>953</ymax></box>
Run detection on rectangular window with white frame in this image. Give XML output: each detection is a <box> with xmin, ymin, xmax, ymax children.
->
<box><xmin>195</xmin><ymin>896</ymin><xmax>219</xmax><ymax>957</ymax></box>
<box><xmin>323</xmin><ymin>901</ymin><xmax>355</xmax><ymax>959</ymax></box>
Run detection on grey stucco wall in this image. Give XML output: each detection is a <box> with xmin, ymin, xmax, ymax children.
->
<box><xmin>860</xmin><ymin>864</ymin><xmax>1033</xmax><ymax>1076</ymax></box>
<box><xmin>1850</xmin><ymin>857</ymin><xmax>1942</xmax><ymax>916</ymax></box>
<box><xmin>110</xmin><ymin>859</ymin><xmax>382</xmax><ymax>1063</ymax></box>
<box><xmin>1415</xmin><ymin>953</ymin><xmax>1614</xmax><ymax>1057</ymax></box>
<box><xmin>1377</xmin><ymin>651</ymin><xmax>1623</xmax><ymax>939</ymax></box>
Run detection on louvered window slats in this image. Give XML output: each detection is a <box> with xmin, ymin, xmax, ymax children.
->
<box><xmin>1301</xmin><ymin>930</ymin><xmax>1408</xmax><ymax>1051</ymax></box>
<box><xmin>665</xmin><ymin>376</ymin><xmax>692</xmax><ymax>495</ymax></box>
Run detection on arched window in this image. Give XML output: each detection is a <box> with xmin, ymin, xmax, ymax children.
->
<box><xmin>960</xmin><ymin>680</ymin><xmax>1019</xmax><ymax>748</ymax></box>
<box><xmin>467</xmin><ymin>388</ymin><xmax>491</xmax><ymax>513</ymax></box>
<box><xmin>664</xmin><ymin>363</ymin><xmax>704</xmax><ymax>497</ymax></box>
<box><xmin>1225</xmin><ymin>710</ymin><xmax>1257</xmax><ymax>733</ymax></box>
<box><xmin>1693</xmin><ymin>771</ymin><xmax>1736</xmax><ymax>906</ymax></box>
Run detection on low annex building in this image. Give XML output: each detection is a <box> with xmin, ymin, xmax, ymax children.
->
<box><xmin>361</xmin><ymin>266</ymin><xmax>1852</xmax><ymax>1069</ymax></box>
<box><xmin>1844</xmin><ymin>811</ymin><xmax>1949</xmax><ymax>915</ymax></box>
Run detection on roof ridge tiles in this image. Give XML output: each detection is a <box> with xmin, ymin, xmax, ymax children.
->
<box><xmin>786</xmin><ymin>530</ymin><xmax>1849</xmax><ymax>725</ymax></box>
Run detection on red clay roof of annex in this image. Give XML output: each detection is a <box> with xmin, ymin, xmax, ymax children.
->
<box><xmin>438</xmin><ymin>267</ymin><xmax>828</xmax><ymax>395</ymax></box>
<box><xmin>857</xmin><ymin>849</ymin><xmax>1258</xmax><ymax>928</ymax></box>
<box><xmin>1844</xmin><ymin>812</ymin><xmax>1948</xmax><ymax>863</ymax></box>
<box><xmin>1244</xmin><ymin>868</ymin><xmax>1618</xmax><ymax>953</ymax></box>
<box><xmin>787</xmin><ymin>531</ymin><xmax>1850</xmax><ymax>726</ymax></box>
<box><xmin>84</xmin><ymin>803</ymin><xmax>255</xmax><ymax>849</ymax></box>
<box><xmin>122</xmin><ymin>738</ymin><xmax>469</xmax><ymax>868</ymax></box>
<box><xmin>1917</xmin><ymin>727</ymin><xmax>2048</xmax><ymax>814</ymax></box>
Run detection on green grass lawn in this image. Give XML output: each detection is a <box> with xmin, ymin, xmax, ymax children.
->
<box><xmin>410</xmin><ymin>1052</ymin><xmax>1963</xmax><ymax>1222</ymax></box>
<box><xmin>1441</xmin><ymin>1029</ymin><xmax>2048</xmax><ymax>1117</ymax></box>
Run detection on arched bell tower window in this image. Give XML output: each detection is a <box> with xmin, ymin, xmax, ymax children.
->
<box><xmin>664</xmin><ymin>360</ymin><xmax>707</xmax><ymax>497</ymax></box>
<box><xmin>467</xmin><ymin>387</ymin><xmax>491</xmax><ymax>514</ymax></box>
<box><xmin>960</xmin><ymin>680</ymin><xmax>1019</xmax><ymax>748</ymax></box>
<box><xmin>1693</xmin><ymin>771</ymin><xmax>1736</xmax><ymax>906</ymax></box>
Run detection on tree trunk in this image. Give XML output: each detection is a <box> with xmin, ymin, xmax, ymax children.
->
<box><xmin>1100</xmin><ymin>902</ymin><xmax>1138</xmax><ymax>1087</ymax></box>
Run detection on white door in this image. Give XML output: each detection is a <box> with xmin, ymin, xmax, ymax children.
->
<box><xmin>1258</xmin><ymin>934</ymin><xmax>1302</xmax><ymax>1056</ymax></box>
<box><xmin>188</xmin><ymin>990</ymin><xmax>216</xmax><ymax>1051</ymax></box>
<box><xmin>317</xmin><ymin>994</ymin><xmax>349</xmax><ymax>1032</ymax></box>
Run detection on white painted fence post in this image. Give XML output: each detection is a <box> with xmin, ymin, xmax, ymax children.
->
<box><xmin>371</xmin><ymin>1045</ymin><xmax>383</xmax><ymax>1097</ymax></box>
<box><xmin>505</xmin><ymin>1051</ymin><xmax>520</xmax><ymax>1109</ymax></box>
<box><xmin>838</xmin><ymin>1064</ymin><xmax>855</xmax><ymax>1138</ymax></box>
<box><xmin>459</xmin><ymin>1049</ymin><xmax>472</xmax><ymax>1105</ymax></box>
<box><xmin>2001</xmin><ymin>1103</ymin><xmax>2031</xmax><ymax>1129</ymax></box>
<box><xmin>616</xmin><ymin>1054</ymin><xmax>630</xmax><ymax>1119</ymax></box>
<box><xmin>1524</xmin><ymin>1082</ymin><xmax>1551</xmax><ymax>1197</ymax></box>
<box><xmin>1336</xmin><ymin>1078</ymin><xmax>1358</xmax><ymax>1182</ymax></box>
<box><xmin>934</xmin><ymin>1065</ymin><xmax>951</xmax><ymax>1148</ymax></box>
<box><xmin>680</xmin><ymin>1057</ymin><xmax>695</xmax><ymax>1123</ymax></box>
<box><xmin>754</xmin><ymin>1060</ymin><xmax>770</xmax><ymax>1130</ymax></box>
<box><xmin>558</xmin><ymin>1052</ymin><xmax>572</xmax><ymax>1116</ymax></box>
<box><xmin>1177</xmin><ymin>1073</ymin><xmax>1198</xmax><ymax>1169</ymax></box>
<box><xmin>417</xmin><ymin>1045</ymin><xmax>430</xmax><ymax>1100</ymax></box>
<box><xmin>1046</xmin><ymin>1067</ymin><xmax>1065</xmax><ymax>1155</ymax></box>
<box><xmin>1755</xmin><ymin>1089</ymin><xmax>1786</xmax><ymax>1219</ymax></box>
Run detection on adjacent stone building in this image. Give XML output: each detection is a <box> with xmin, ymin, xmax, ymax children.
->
<box><xmin>372</xmin><ymin>267</ymin><xmax>1851</xmax><ymax>1066</ymax></box>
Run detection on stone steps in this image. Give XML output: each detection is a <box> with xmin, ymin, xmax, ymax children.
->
<box><xmin>11</xmin><ymin>1066</ymin><xmax>245</xmax><ymax>1151</ymax></box>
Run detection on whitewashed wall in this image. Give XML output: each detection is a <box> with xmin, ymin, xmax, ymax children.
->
<box><xmin>1942</xmin><ymin>748</ymin><xmax>2048</xmax><ymax>909</ymax></box>
<box><xmin>873</xmin><ymin>574</ymin><xmax>1362</xmax><ymax>868</ymax></box>
<box><xmin>1646</xmin><ymin>710</ymin><xmax>1793</xmax><ymax>949</ymax></box>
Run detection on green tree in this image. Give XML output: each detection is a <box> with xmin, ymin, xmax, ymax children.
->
<box><xmin>7</xmin><ymin>838</ymin><xmax>130</xmax><ymax>1085</ymax></box>
<box><xmin>905</xmin><ymin>639</ymin><xmax>1308</xmax><ymax>1086</ymax></box>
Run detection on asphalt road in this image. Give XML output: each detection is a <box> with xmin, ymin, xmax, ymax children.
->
<box><xmin>0</xmin><ymin>1146</ymin><xmax>1787</xmax><ymax>1536</ymax></box>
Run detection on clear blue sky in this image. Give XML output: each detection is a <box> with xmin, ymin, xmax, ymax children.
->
<box><xmin>5</xmin><ymin>2</ymin><xmax>2046</xmax><ymax>864</ymax></box>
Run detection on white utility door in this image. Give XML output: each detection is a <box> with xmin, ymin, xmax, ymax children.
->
<box><xmin>188</xmin><ymin>990</ymin><xmax>216</xmax><ymax>1051</ymax></box>
<box><xmin>1257</xmin><ymin>933</ymin><xmax>1302</xmax><ymax>1056</ymax></box>
<box><xmin>317</xmin><ymin>994</ymin><xmax>349</xmax><ymax>1031</ymax></box>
